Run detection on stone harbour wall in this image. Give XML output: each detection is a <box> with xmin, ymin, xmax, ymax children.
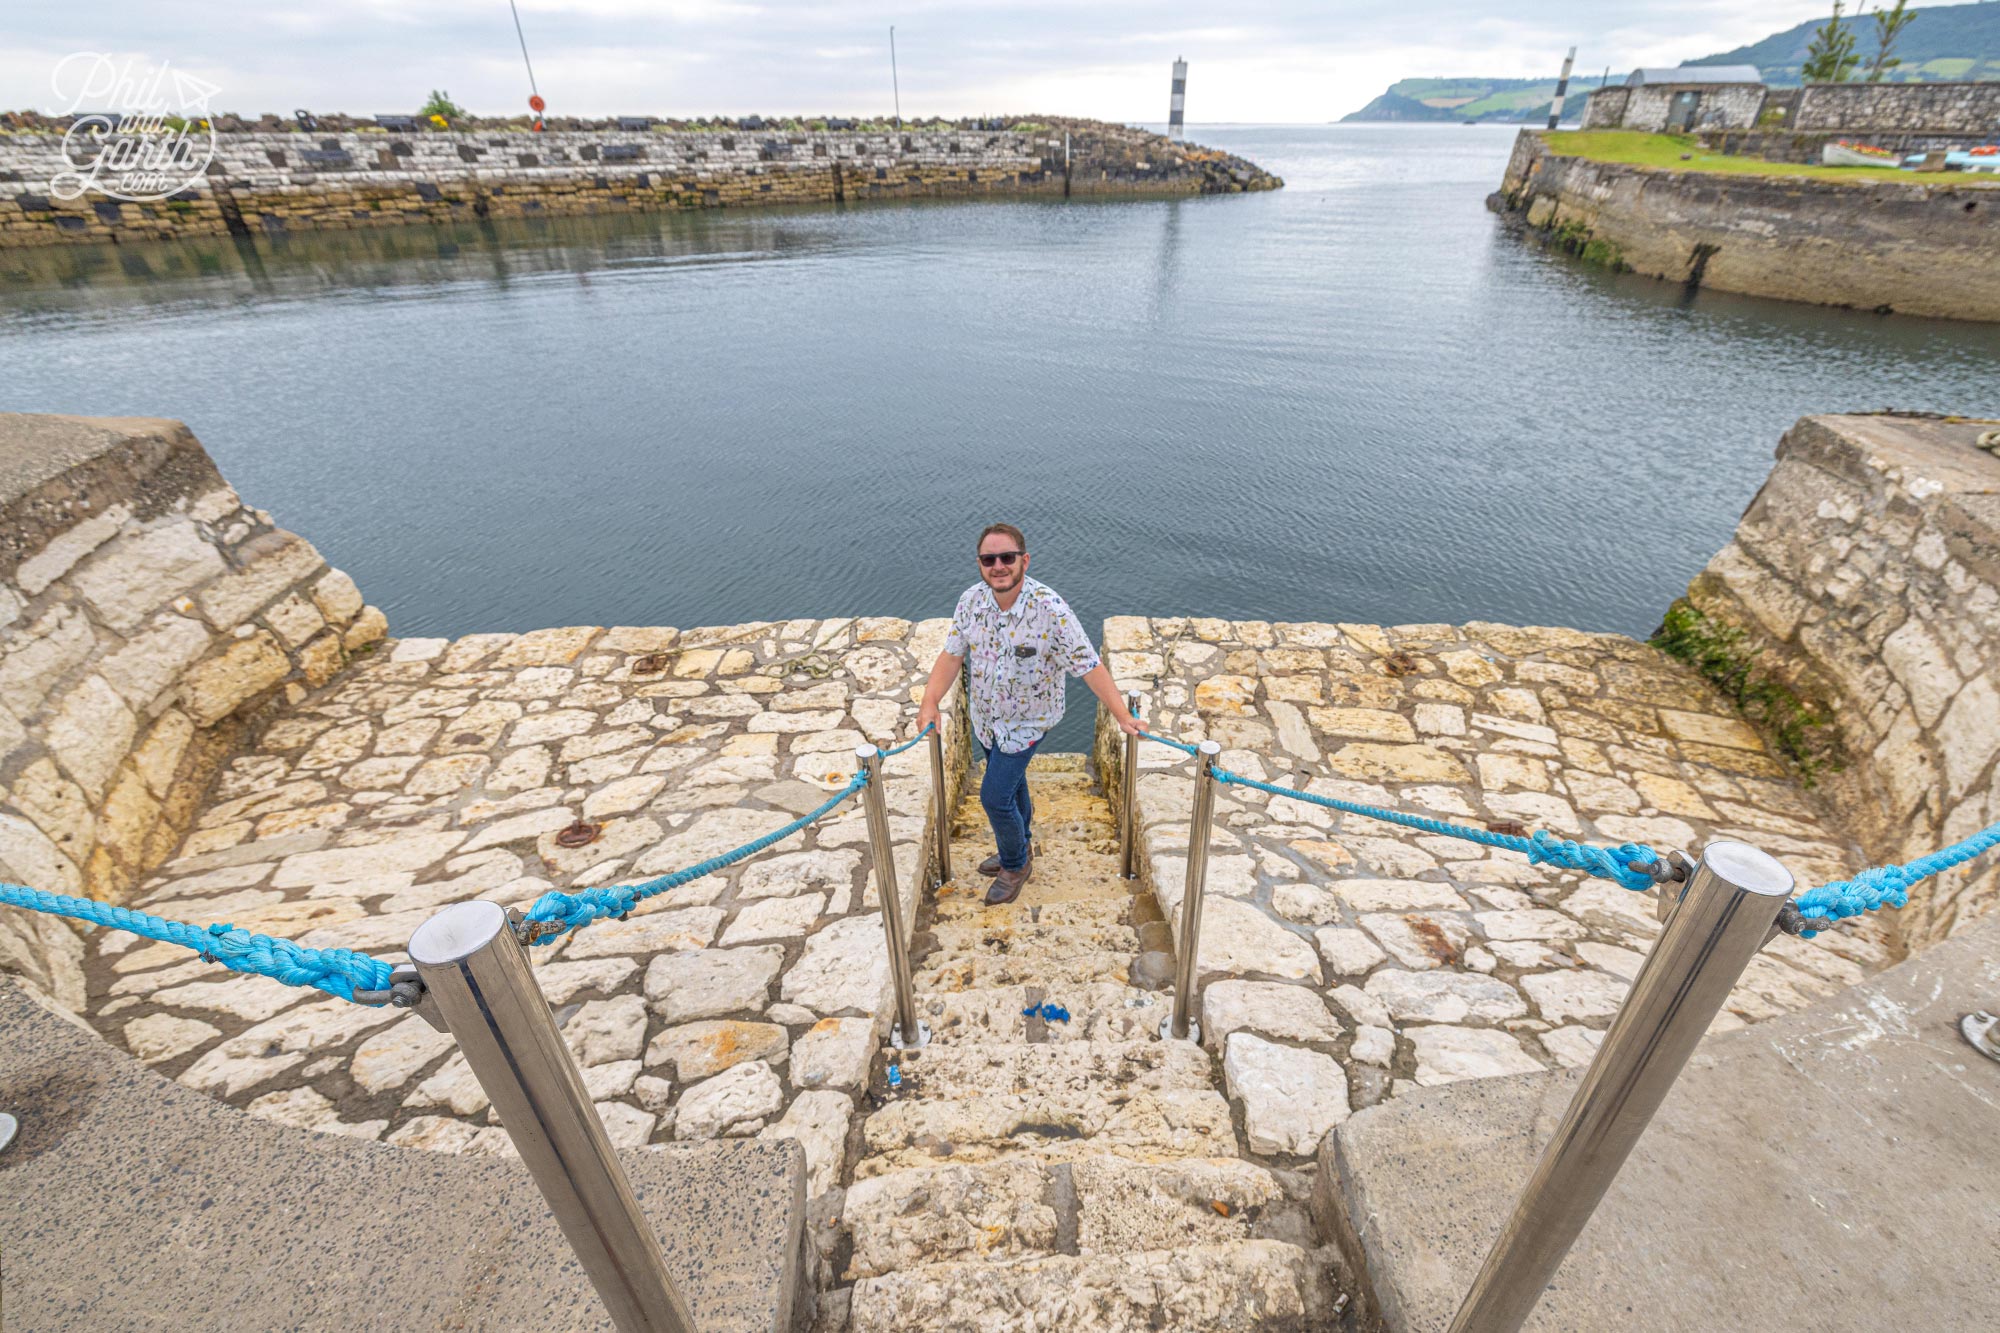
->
<box><xmin>1494</xmin><ymin>129</ymin><xmax>2000</xmax><ymax>322</ymax></box>
<box><xmin>1796</xmin><ymin>81</ymin><xmax>2000</xmax><ymax>135</ymax></box>
<box><xmin>0</xmin><ymin>125</ymin><xmax>1280</xmax><ymax>249</ymax></box>
<box><xmin>1090</xmin><ymin>614</ymin><xmax>1884</xmax><ymax>1155</ymax></box>
<box><xmin>1683</xmin><ymin>414</ymin><xmax>2000</xmax><ymax>947</ymax></box>
<box><xmin>0</xmin><ymin>415</ymin><xmax>385</xmax><ymax>1013</ymax></box>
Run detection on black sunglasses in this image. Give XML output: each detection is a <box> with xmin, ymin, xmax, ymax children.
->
<box><xmin>979</xmin><ymin>551</ymin><xmax>1025</xmax><ymax>568</ymax></box>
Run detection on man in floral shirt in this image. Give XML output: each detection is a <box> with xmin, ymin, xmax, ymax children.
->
<box><xmin>915</xmin><ymin>523</ymin><xmax>1142</xmax><ymax>904</ymax></box>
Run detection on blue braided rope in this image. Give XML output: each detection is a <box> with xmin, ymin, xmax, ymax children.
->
<box><xmin>1139</xmin><ymin>730</ymin><xmax>1200</xmax><ymax>755</ymax></box>
<box><xmin>0</xmin><ymin>882</ymin><xmax>392</xmax><ymax>1002</ymax></box>
<box><xmin>1794</xmin><ymin>818</ymin><xmax>2000</xmax><ymax>932</ymax></box>
<box><xmin>1208</xmin><ymin>768</ymin><xmax>1662</xmax><ymax>891</ymax></box>
<box><xmin>520</xmin><ymin>769</ymin><xmax>869</xmax><ymax>941</ymax></box>
<box><xmin>879</xmin><ymin>721</ymin><xmax>935</xmax><ymax>758</ymax></box>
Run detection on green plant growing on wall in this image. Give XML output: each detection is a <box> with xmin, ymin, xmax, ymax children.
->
<box><xmin>1865</xmin><ymin>1</ymin><xmax>1919</xmax><ymax>82</ymax></box>
<box><xmin>1803</xmin><ymin>3</ymin><xmax>1862</xmax><ymax>83</ymax></box>
<box><xmin>1652</xmin><ymin>599</ymin><xmax>1844</xmax><ymax>782</ymax></box>
<box><xmin>419</xmin><ymin>89</ymin><xmax>469</xmax><ymax>125</ymax></box>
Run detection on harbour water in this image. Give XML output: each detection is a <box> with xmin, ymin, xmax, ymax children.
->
<box><xmin>4</xmin><ymin>124</ymin><xmax>1996</xmax><ymax>750</ymax></box>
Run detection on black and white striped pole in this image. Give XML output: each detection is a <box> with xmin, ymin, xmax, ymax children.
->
<box><xmin>1547</xmin><ymin>46</ymin><xmax>1577</xmax><ymax>130</ymax></box>
<box><xmin>1168</xmin><ymin>57</ymin><xmax>1187</xmax><ymax>141</ymax></box>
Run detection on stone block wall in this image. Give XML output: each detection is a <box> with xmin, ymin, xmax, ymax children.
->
<box><xmin>1618</xmin><ymin>84</ymin><xmax>1768</xmax><ymax>134</ymax></box>
<box><xmin>0</xmin><ymin>415</ymin><xmax>384</xmax><ymax>1011</ymax></box>
<box><xmin>1797</xmin><ymin>81</ymin><xmax>2000</xmax><ymax>134</ymax></box>
<box><xmin>0</xmin><ymin>126</ymin><xmax>1279</xmax><ymax>249</ymax></box>
<box><xmin>1494</xmin><ymin>130</ymin><xmax>2000</xmax><ymax>322</ymax></box>
<box><xmin>1582</xmin><ymin>88</ymin><xmax>1632</xmax><ymax>130</ymax></box>
<box><xmin>1684</xmin><ymin>414</ymin><xmax>2000</xmax><ymax>946</ymax></box>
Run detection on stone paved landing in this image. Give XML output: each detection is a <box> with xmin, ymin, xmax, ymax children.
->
<box><xmin>78</xmin><ymin>618</ymin><xmax>962</xmax><ymax>1193</ymax></box>
<box><xmin>828</xmin><ymin>756</ymin><xmax>1343</xmax><ymax>1331</ymax></box>
<box><xmin>1096</xmin><ymin>618</ymin><xmax>1895</xmax><ymax>1164</ymax></box>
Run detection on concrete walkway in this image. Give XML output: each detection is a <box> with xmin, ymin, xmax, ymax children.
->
<box><xmin>1320</xmin><ymin>914</ymin><xmax>2000</xmax><ymax>1332</ymax></box>
<box><xmin>0</xmin><ymin>980</ymin><xmax>807</xmax><ymax>1331</ymax></box>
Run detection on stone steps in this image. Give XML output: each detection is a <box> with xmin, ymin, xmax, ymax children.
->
<box><xmin>918</xmin><ymin>981</ymin><xmax>1173</xmax><ymax>1045</ymax></box>
<box><xmin>915</xmin><ymin>949</ymin><xmax>1138</xmax><ymax>992</ymax></box>
<box><xmin>847</xmin><ymin>1238</ymin><xmax>1333</xmax><ymax>1332</ymax></box>
<box><xmin>855</xmin><ymin>1086</ymin><xmax>1239</xmax><ymax>1177</ymax></box>
<box><xmin>925</xmin><ymin>917</ymin><xmax>1142</xmax><ymax>958</ymax></box>
<box><xmin>885</xmin><ymin>1038</ymin><xmax>1213</xmax><ymax>1100</ymax></box>
<box><xmin>841</xmin><ymin>1154</ymin><xmax>1293</xmax><ymax>1279</ymax></box>
<box><xmin>928</xmin><ymin>894</ymin><xmax>1139</xmax><ymax>931</ymax></box>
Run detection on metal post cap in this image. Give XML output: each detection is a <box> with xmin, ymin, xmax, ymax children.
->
<box><xmin>1197</xmin><ymin>739</ymin><xmax>1221</xmax><ymax>756</ymax></box>
<box><xmin>1698</xmin><ymin>841</ymin><xmax>1795</xmax><ymax>896</ymax></box>
<box><xmin>855</xmin><ymin>742</ymin><xmax>881</xmax><ymax>760</ymax></box>
<box><xmin>409</xmin><ymin>900</ymin><xmax>511</xmax><ymax>966</ymax></box>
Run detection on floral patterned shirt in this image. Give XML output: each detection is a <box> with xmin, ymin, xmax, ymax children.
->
<box><xmin>945</xmin><ymin>576</ymin><xmax>1102</xmax><ymax>754</ymax></box>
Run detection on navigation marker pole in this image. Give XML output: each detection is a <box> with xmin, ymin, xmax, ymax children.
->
<box><xmin>1168</xmin><ymin>57</ymin><xmax>1187</xmax><ymax>140</ymax></box>
<box><xmin>1547</xmin><ymin>46</ymin><xmax>1577</xmax><ymax>130</ymax></box>
<box><xmin>509</xmin><ymin>0</ymin><xmax>545</xmax><ymax>131</ymax></box>
<box><xmin>890</xmin><ymin>26</ymin><xmax>902</xmax><ymax>132</ymax></box>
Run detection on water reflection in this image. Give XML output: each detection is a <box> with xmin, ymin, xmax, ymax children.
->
<box><xmin>2</xmin><ymin>125</ymin><xmax>1996</xmax><ymax>752</ymax></box>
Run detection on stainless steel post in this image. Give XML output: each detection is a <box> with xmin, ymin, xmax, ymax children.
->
<box><xmin>1446</xmin><ymin>841</ymin><xmax>1794</xmax><ymax>1333</ymax></box>
<box><xmin>407</xmin><ymin>901</ymin><xmax>694</xmax><ymax>1333</ymax></box>
<box><xmin>1162</xmin><ymin>739</ymin><xmax>1221</xmax><ymax>1042</ymax></box>
<box><xmin>926</xmin><ymin>723</ymin><xmax>953</xmax><ymax>888</ymax></box>
<box><xmin>1119</xmin><ymin>690</ymin><xmax>1142</xmax><ymax>880</ymax></box>
<box><xmin>858</xmin><ymin>744</ymin><xmax>928</xmax><ymax>1050</ymax></box>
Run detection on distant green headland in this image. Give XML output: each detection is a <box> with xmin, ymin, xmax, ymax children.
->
<box><xmin>1345</xmin><ymin>0</ymin><xmax>2000</xmax><ymax>123</ymax></box>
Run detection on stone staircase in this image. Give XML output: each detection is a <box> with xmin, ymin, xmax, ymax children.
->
<box><xmin>829</xmin><ymin>754</ymin><xmax>1342</xmax><ymax>1331</ymax></box>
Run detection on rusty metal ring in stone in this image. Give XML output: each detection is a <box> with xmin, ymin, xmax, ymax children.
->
<box><xmin>555</xmin><ymin>820</ymin><xmax>602</xmax><ymax>849</ymax></box>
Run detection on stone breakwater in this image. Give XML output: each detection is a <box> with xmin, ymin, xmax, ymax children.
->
<box><xmin>0</xmin><ymin>411</ymin><xmax>1990</xmax><ymax>1294</ymax></box>
<box><xmin>1492</xmin><ymin>130</ymin><xmax>2000</xmax><ymax>322</ymax></box>
<box><xmin>0</xmin><ymin>120</ymin><xmax>1280</xmax><ymax>249</ymax></box>
<box><xmin>1683</xmin><ymin>414</ymin><xmax>2000</xmax><ymax>949</ymax></box>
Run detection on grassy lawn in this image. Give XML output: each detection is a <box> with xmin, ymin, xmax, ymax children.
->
<box><xmin>1544</xmin><ymin>130</ymin><xmax>2000</xmax><ymax>188</ymax></box>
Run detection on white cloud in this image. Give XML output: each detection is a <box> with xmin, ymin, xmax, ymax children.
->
<box><xmin>5</xmin><ymin>1</ymin><xmax>1851</xmax><ymax>123</ymax></box>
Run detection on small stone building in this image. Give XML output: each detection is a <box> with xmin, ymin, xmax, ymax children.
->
<box><xmin>1583</xmin><ymin>66</ymin><xmax>1767</xmax><ymax>134</ymax></box>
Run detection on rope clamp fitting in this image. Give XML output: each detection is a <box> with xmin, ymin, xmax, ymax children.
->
<box><xmin>354</xmin><ymin>963</ymin><xmax>449</xmax><ymax>1031</ymax></box>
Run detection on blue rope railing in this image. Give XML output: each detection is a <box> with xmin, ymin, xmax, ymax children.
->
<box><xmin>1793</xmin><ymin>818</ymin><xmax>2000</xmax><ymax>932</ymax></box>
<box><xmin>1208</xmin><ymin>767</ymin><xmax>1663</xmax><ymax>891</ymax></box>
<box><xmin>1140</xmin><ymin>726</ymin><xmax>2000</xmax><ymax>931</ymax></box>
<box><xmin>879</xmin><ymin>721</ymin><xmax>935</xmax><ymax>758</ymax></box>
<box><xmin>0</xmin><ymin>884</ymin><xmax>393</xmax><ymax>1002</ymax></box>
<box><xmin>0</xmin><ymin>766</ymin><xmax>872</xmax><ymax>998</ymax></box>
<box><xmin>517</xmin><ymin>769</ymin><xmax>868</xmax><ymax>942</ymax></box>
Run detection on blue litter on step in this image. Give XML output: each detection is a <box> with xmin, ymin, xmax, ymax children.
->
<box><xmin>887</xmin><ymin>1065</ymin><xmax>902</xmax><ymax>1089</ymax></box>
<box><xmin>1021</xmin><ymin>1003</ymin><xmax>1071</xmax><ymax>1023</ymax></box>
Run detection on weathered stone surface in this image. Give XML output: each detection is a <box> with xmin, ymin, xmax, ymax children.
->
<box><xmin>780</xmin><ymin>916</ymin><xmax>889</xmax><ymax>1014</ymax></box>
<box><xmin>789</xmin><ymin>1016</ymin><xmax>876</xmax><ymax>1093</ymax></box>
<box><xmin>645</xmin><ymin>945</ymin><xmax>784</xmax><ymax>1024</ymax></box>
<box><xmin>1222</xmin><ymin>1033</ymin><xmax>1349</xmax><ymax>1155</ymax></box>
<box><xmin>1364</xmin><ymin>969</ymin><xmax>1529</xmax><ymax>1023</ymax></box>
<box><xmin>843</xmin><ymin>1160</ymin><xmax>1056</xmax><ymax>1278</ymax></box>
<box><xmin>645</xmin><ymin>1019</ymin><xmax>787</xmax><ymax>1080</ymax></box>
<box><xmin>1189</xmin><ymin>899</ymin><xmax>1321</xmax><ymax>982</ymax></box>
<box><xmin>1200</xmin><ymin>980</ymin><xmax>1341</xmax><ymax>1048</ymax></box>
<box><xmin>562</xmin><ymin>994</ymin><xmax>648</xmax><ymax>1065</ymax></box>
<box><xmin>675</xmin><ymin>1060</ymin><xmax>785</xmax><ymax>1139</ymax></box>
<box><xmin>1521</xmin><ymin>969</ymin><xmax>1629</xmax><ymax>1023</ymax></box>
<box><xmin>759</xmin><ymin>1089</ymin><xmax>851</xmax><ymax>1196</ymax></box>
<box><xmin>1407</xmin><ymin>1025</ymin><xmax>1545</xmax><ymax>1086</ymax></box>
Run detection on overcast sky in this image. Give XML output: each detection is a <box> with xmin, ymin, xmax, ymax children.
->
<box><xmin>7</xmin><ymin>1</ymin><xmax>1843</xmax><ymax>124</ymax></box>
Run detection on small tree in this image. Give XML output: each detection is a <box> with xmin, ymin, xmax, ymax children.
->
<box><xmin>1865</xmin><ymin>2</ymin><xmax>1918</xmax><ymax>83</ymax></box>
<box><xmin>419</xmin><ymin>89</ymin><xmax>469</xmax><ymax>125</ymax></box>
<box><xmin>1802</xmin><ymin>3</ymin><xmax>1862</xmax><ymax>83</ymax></box>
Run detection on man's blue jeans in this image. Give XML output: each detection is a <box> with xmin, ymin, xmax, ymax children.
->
<box><xmin>979</xmin><ymin>736</ymin><xmax>1039</xmax><ymax>872</ymax></box>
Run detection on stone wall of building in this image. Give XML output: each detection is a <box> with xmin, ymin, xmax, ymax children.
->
<box><xmin>1581</xmin><ymin>88</ymin><xmax>1632</xmax><ymax>130</ymax></box>
<box><xmin>1493</xmin><ymin>130</ymin><xmax>2000</xmax><ymax>322</ymax></box>
<box><xmin>1682</xmin><ymin>414</ymin><xmax>2000</xmax><ymax>947</ymax></box>
<box><xmin>1797</xmin><ymin>81</ymin><xmax>2000</xmax><ymax>134</ymax></box>
<box><xmin>0</xmin><ymin>415</ymin><xmax>385</xmax><ymax>1014</ymax></box>
<box><xmin>0</xmin><ymin>126</ymin><xmax>1280</xmax><ymax>249</ymax></box>
<box><xmin>1617</xmin><ymin>84</ymin><xmax>1768</xmax><ymax>134</ymax></box>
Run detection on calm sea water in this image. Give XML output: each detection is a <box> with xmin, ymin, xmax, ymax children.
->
<box><xmin>4</xmin><ymin>125</ymin><xmax>1997</xmax><ymax>751</ymax></box>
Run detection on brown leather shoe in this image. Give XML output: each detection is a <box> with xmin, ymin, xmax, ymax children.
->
<box><xmin>977</xmin><ymin>852</ymin><xmax>1003</xmax><ymax>876</ymax></box>
<box><xmin>984</xmin><ymin>860</ymin><xmax>1032</xmax><ymax>905</ymax></box>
